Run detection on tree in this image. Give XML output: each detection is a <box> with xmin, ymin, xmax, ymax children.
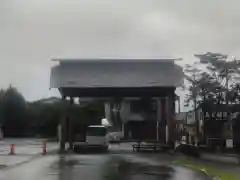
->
<box><xmin>0</xmin><ymin>90</ymin><xmax>5</xmax><ymax>125</ymax></box>
<box><xmin>195</xmin><ymin>52</ymin><xmax>240</xmax><ymax>104</ymax></box>
<box><xmin>184</xmin><ymin>63</ymin><xmax>202</xmax><ymax>107</ymax></box>
<box><xmin>0</xmin><ymin>86</ymin><xmax>105</xmax><ymax>138</ymax></box>
<box><xmin>195</xmin><ymin>53</ymin><xmax>240</xmax><ymax>132</ymax></box>
<box><xmin>185</xmin><ymin>52</ymin><xmax>240</xmax><ymax>144</ymax></box>
<box><xmin>26</xmin><ymin>100</ymin><xmax>105</xmax><ymax>138</ymax></box>
<box><xmin>1</xmin><ymin>86</ymin><xmax>28</xmax><ymax>137</ymax></box>
<box><xmin>184</xmin><ymin>62</ymin><xmax>204</xmax><ymax>143</ymax></box>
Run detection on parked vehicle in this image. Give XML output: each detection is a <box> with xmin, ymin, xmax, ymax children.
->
<box><xmin>74</xmin><ymin>125</ymin><xmax>109</xmax><ymax>151</ymax></box>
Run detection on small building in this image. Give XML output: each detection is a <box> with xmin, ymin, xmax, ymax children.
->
<box><xmin>185</xmin><ymin>105</ymin><xmax>236</xmax><ymax>147</ymax></box>
<box><xmin>175</xmin><ymin>112</ymin><xmax>187</xmax><ymax>131</ymax></box>
<box><xmin>33</xmin><ymin>97</ymin><xmax>62</xmax><ymax>104</ymax></box>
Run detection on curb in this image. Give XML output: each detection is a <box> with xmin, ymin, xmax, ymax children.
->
<box><xmin>175</xmin><ymin>163</ymin><xmax>219</xmax><ymax>180</ymax></box>
<box><xmin>200</xmin><ymin>153</ymin><xmax>240</xmax><ymax>165</ymax></box>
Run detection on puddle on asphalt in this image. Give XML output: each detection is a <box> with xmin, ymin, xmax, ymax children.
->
<box><xmin>102</xmin><ymin>156</ymin><xmax>175</xmax><ymax>180</ymax></box>
<box><xmin>49</xmin><ymin>155</ymin><xmax>175</xmax><ymax>180</ymax></box>
<box><xmin>50</xmin><ymin>155</ymin><xmax>97</xmax><ymax>170</ymax></box>
<box><xmin>47</xmin><ymin>155</ymin><xmax>210</xmax><ymax>180</ymax></box>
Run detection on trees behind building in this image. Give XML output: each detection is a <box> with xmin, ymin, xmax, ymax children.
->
<box><xmin>0</xmin><ymin>86</ymin><xmax>104</xmax><ymax>138</ymax></box>
<box><xmin>0</xmin><ymin>86</ymin><xmax>28</xmax><ymax>137</ymax></box>
<box><xmin>184</xmin><ymin>52</ymin><xmax>240</xmax><ymax>146</ymax></box>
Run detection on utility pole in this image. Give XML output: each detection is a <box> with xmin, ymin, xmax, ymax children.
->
<box><xmin>225</xmin><ymin>65</ymin><xmax>233</xmax><ymax>143</ymax></box>
<box><xmin>193</xmin><ymin>73</ymin><xmax>199</xmax><ymax>146</ymax></box>
<box><xmin>178</xmin><ymin>97</ymin><xmax>181</xmax><ymax>113</ymax></box>
<box><xmin>185</xmin><ymin>61</ymin><xmax>201</xmax><ymax>146</ymax></box>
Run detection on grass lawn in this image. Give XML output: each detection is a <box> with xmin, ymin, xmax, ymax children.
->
<box><xmin>173</xmin><ymin>158</ymin><xmax>238</xmax><ymax>180</ymax></box>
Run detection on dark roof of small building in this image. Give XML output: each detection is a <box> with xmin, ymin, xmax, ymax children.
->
<box><xmin>32</xmin><ymin>97</ymin><xmax>61</xmax><ymax>104</ymax></box>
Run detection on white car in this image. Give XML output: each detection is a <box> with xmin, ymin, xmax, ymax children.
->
<box><xmin>74</xmin><ymin>125</ymin><xmax>109</xmax><ymax>151</ymax></box>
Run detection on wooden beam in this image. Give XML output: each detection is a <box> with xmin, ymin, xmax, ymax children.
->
<box><xmin>68</xmin><ymin>97</ymin><xmax>74</xmax><ymax>150</ymax></box>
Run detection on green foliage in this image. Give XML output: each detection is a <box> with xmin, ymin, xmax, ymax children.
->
<box><xmin>69</xmin><ymin>102</ymin><xmax>104</xmax><ymax>125</ymax></box>
<box><xmin>0</xmin><ymin>86</ymin><xmax>105</xmax><ymax>137</ymax></box>
<box><xmin>0</xmin><ymin>86</ymin><xmax>28</xmax><ymax>137</ymax></box>
<box><xmin>173</xmin><ymin>157</ymin><xmax>237</xmax><ymax>180</ymax></box>
<box><xmin>185</xmin><ymin>52</ymin><xmax>240</xmax><ymax>109</ymax></box>
<box><xmin>27</xmin><ymin>101</ymin><xmax>62</xmax><ymax>137</ymax></box>
<box><xmin>184</xmin><ymin>52</ymin><xmax>240</xmax><ymax>141</ymax></box>
<box><xmin>0</xmin><ymin>90</ymin><xmax>5</xmax><ymax>124</ymax></box>
<box><xmin>27</xmin><ymin>101</ymin><xmax>104</xmax><ymax>137</ymax></box>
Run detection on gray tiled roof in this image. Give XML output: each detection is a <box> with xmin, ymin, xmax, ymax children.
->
<box><xmin>50</xmin><ymin>59</ymin><xmax>184</xmax><ymax>88</ymax></box>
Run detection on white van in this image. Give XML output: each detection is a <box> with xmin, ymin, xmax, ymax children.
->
<box><xmin>85</xmin><ymin>125</ymin><xmax>109</xmax><ymax>150</ymax></box>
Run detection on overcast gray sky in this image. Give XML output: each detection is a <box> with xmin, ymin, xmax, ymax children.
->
<box><xmin>0</xmin><ymin>0</ymin><xmax>240</xmax><ymax>101</ymax></box>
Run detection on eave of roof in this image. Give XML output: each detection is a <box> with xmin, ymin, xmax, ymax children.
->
<box><xmin>52</xmin><ymin>58</ymin><xmax>182</xmax><ymax>63</ymax></box>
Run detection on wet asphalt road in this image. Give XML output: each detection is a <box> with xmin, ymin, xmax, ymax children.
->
<box><xmin>0</xmin><ymin>144</ymin><xmax>211</xmax><ymax>180</ymax></box>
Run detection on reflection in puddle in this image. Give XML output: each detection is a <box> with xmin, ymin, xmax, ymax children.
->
<box><xmin>45</xmin><ymin>154</ymin><xmax>210</xmax><ymax>180</ymax></box>
<box><xmin>102</xmin><ymin>156</ymin><xmax>174</xmax><ymax>180</ymax></box>
<box><xmin>50</xmin><ymin>156</ymin><xmax>92</xmax><ymax>171</ymax></box>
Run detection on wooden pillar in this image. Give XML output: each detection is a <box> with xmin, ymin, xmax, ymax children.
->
<box><xmin>166</xmin><ymin>94</ymin><xmax>176</xmax><ymax>147</ymax></box>
<box><xmin>172</xmin><ymin>95</ymin><xmax>176</xmax><ymax>146</ymax></box>
<box><xmin>165</xmin><ymin>97</ymin><xmax>169</xmax><ymax>144</ymax></box>
<box><xmin>156</xmin><ymin>98</ymin><xmax>161</xmax><ymax>141</ymax></box>
<box><xmin>68</xmin><ymin>97</ymin><xmax>74</xmax><ymax>150</ymax></box>
<box><xmin>60</xmin><ymin>96</ymin><xmax>66</xmax><ymax>152</ymax></box>
<box><xmin>160</xmin><ymin>98</ymin><xmax>166</xmax><ymax>144</ymax></box>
